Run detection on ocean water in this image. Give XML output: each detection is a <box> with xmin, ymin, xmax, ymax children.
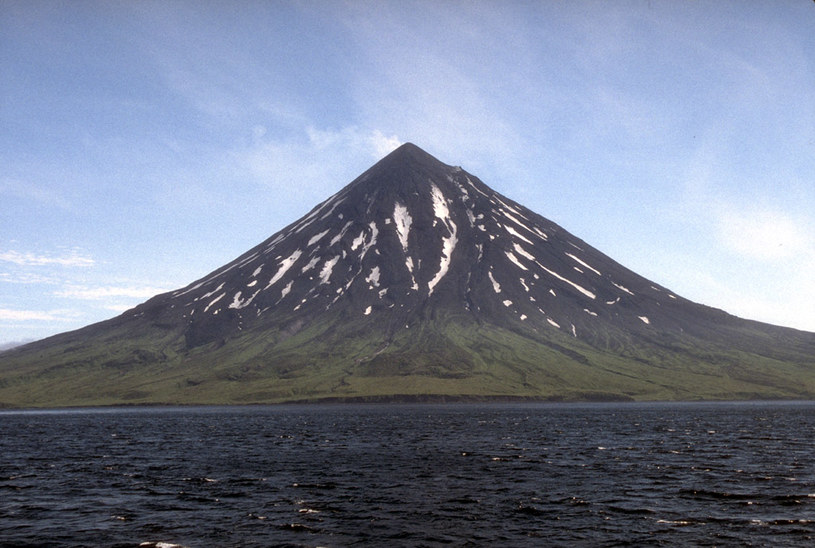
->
<box><xmin>1</xmin><ymin>402</ymin><xmax>814</xmax><ymax>547</ymax></box>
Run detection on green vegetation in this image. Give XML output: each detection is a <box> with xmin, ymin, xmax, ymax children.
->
<box><xmin>1</xmin><ymin>306</ymin><xmax>814</xmax><ymax>408</ymax></box>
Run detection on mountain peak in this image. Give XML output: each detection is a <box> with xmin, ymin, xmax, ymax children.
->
<box><xmin>353</xmin><ymin>142</ymin><xmax>455</xmax><ymax>190</ymax></box>
<box><xmin>382</xmin><ymin>142</ymin><xmax>441</xmax><ymax>164</ymax></box>
<box><xmin>2</xmin><ymin>143</ymin><xmax>814</xmax><ymax>407</ymax></box>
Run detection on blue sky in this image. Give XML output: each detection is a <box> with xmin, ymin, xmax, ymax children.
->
<box><xmin>2</xmin><ymin>0</ymin><xmax>814</xmax><ymax>346</ymax></box>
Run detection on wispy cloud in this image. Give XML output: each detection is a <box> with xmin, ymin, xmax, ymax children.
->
<box><xmin>103</xmin><ymin>303</ymin><xmax>139</xmax><ymax>313</ymax></box>
<box><xmin>370</xmin><ymin>130</ymin><xmax>403</xmax><ymax>157</ymax></box>
<box><xmin>234</xmin><ymin>126</ymin><xmax>401</xmax><ymax>195</ymax></box>
<box><xmin>0</xmin><ymin>249</ymin><xmax>95</xmax><ymax>267</ymax></box>
<box><xmin>0</xmin><ymin>178</ymin><xmax>71</xmax><ymax>210</ymax></box>
<box><xmin>0</xmin><ymin>271</ymin><xmax>60</xmax><ymax>284</ymax></box>
<box><xmin>715</xmin><ymin>206</ymin><xmax>812</xmax><ymax>262</ymax></box>
<box><xmin>53</xmin><ymin>284</ymin><xmax>171</xmax><ymax>300</ymax></box>
<box><xmin>713</xmin><ymin>205</ymin><xmax>815</xmax><ymax>331</ymax></box>
<box><xmin>0</xmin><ymin>308</ymin><xmax>79</xmax><ymax>322</ymax></box>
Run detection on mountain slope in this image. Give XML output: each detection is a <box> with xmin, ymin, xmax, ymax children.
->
<box><xmin>2</xmin><ymin>143</ymin><xmax>814</xmax><ymax>407</ymax></box>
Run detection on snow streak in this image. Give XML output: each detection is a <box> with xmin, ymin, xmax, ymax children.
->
<box><xmin>613</xmin><ymin>282</ymin><xmax>635</xmax><ymax>295</ymax></box>
<box><xmin>535</xmin><ymin>261</ymin><xmax>596</xmax><ymax>299</ymax></box>
<box><xmin>393</xmin><ymin>202</ymin><xmax>412</xmax><ymax>252</ymax></box>
<box><xmin>505</xmin><ymin>251</ymin><xmax>528</xmax><ymax>271</ymax></box>
<box><xmin>319</xmin><ymin>255</ymin><xmax>340</xmax><ymax>285</ymax></box>
<box><xmin>428</xmin><ymin>184</ymin><xmax>458</xmax><ymax>295</ymax></box>
<box><xmin>307</xmin><ymin>229</ymin><xmax>330</xmax><ymax>247</ymax></box>
<box><xmin>265</xmin><ymin>250</ymin><xmax>303</xmax><ymax>290</ymax></box>
<box><xmin>565</xmin><ymin>253</ymin><xmax>601</xmax><ymax>276</ymax></box>
<box><xmin>489</xmin><ymin>270</ymin><xmax>501</xmax><ymax>293</ymax></box>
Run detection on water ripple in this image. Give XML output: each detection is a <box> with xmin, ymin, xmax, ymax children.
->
<box><xmin>1</xmin><ymin>402</ymin><xmax>814</xmax><ymax>546</ymax></box>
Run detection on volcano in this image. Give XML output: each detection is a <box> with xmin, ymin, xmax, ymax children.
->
<box><xmin>2</xmin><ymin>143</ymin><xmax>814</xmax><ymax>407</ymax></box>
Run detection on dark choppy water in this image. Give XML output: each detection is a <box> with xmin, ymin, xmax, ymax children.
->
<box><xmin>1</xmin><ymin>402</ymin><xmax>814</xmax><ymax>547</ymax></box>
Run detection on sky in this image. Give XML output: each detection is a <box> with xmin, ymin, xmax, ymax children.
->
<box><xmin>1</xmin><ymin>0</ymin><xmax>814</xmax><ymax>347</ymax></box>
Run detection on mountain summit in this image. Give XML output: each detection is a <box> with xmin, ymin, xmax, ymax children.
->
<box><xmin>2</xmin><ymin>144</ymin><xmax>814</xmax><ymax>406</ymax></box>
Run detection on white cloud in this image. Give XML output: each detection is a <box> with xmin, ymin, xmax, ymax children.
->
<box><xmin>304</xmin><ymin>126</ymin><xmax>401</xmax><ymax>160</ymax></box>
<box><xmin>672</xmin><ymin>193</ymin><xmax>815</xmax><ymax>331</ymax></box>
<box><xmin>717</xmin><ymin>273</ymin><xmax>815</xmax><ymax>334</ymax></box>
<box><xmin>654</xmin><ymin>249</ymin><xmax>815</xmax><ymax>333</ymax></box>
<box><xmin>103</xmin><ymin>303</ymin><xmax>138</xmax><ymax>313</ymax></box>
<box><xmin>53</xmin><ymin>284</ymin><xmax>171</xmax><ymax>300</ymax></box>
<box><xmin>715</xmin><ymin>207</ymin><xmax>811</xmax><ymax>261</ymax></box>
<box><xmin>0</xmin><ymin>271</ymin><xmax>60</xmax><ymax>285</ymax></box>
<box><xmin>0</xmin><ymin>249</ymin><xmax>95</xmax><ymax>267</ymax></box>
<box><xmin>0</xmin><ymin>308</ymin><xmax>78</xmax><ymax>322</ymax></box>
<box><xmin>235</xmin><ymin>126</ymin><xmax>403</xmax><ymax>194</ymax></box>
<box><xmin>370</xmin><ymin>130</ymin><xmax>403</xmax><ymax>157</ymax></box>
<box><xmin>659</xmin><ymin>162</ymin><xmax>815</xmax><ymax>332</ymax></box>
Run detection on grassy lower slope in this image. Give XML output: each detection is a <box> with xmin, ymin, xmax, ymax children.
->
<box><xmin>2</xmin><ymin>307</ymin><xmax>814</xmax><ymax>408</ymax></box>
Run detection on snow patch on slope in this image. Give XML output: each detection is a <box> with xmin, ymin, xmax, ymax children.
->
<box><xmin>535</xmin><ymin>261</ymin><xmax>596</xmax><ymax>299</ymax></box>
<box><xmin>230</xmin><ymin>288</ymin><xmax>262</xmax><ymax>309</ymax></box>
<box><xmin>504</xmin><ymin>251</ymin><xmax>528</xmax><ymax>271</ymax></box>
<box><xmin>613</xmin><ymin>282</ymin><xmax>635</xmax><ymax>295</ymax></box>
<box><xmin>488</xmin><ymin>270</ymin><xmax>501</xmax><ymax>293</ymax></box>
<box><xmin>228</xmin><ymin>291</ymin><xmax>243</xmax><ymax>309</ymax></box>
<box><xmin>307</xmin><ymin>229</ymin><xmax>330</xmax><ymax>247</ymax></box>
<box><xmin>428</xmin><ymin>184</ymin><xmax>458</xmax><ymax>295</ymax></box>
<box><xmin>393</xmin><ymin>203</ymin><xmax>412</xmax><ymax>252</ymax></box>
<box><xmin>329</xmin><ymin>221</ymin><xmax>354</xmax><ymax>246</ymax></box>
<box><xmin>300</xmin><ymin>256</ymin><xmax>320</xmax><ymax>273</ymax></box>
<box><xmin>513</xmin><ymin>242</ymin><xmax>535</xmax><ymax>261</ymax></box>
<box><xmin>504</xmin><ymin>224</ymin><xmax>535</xmax><ymax>245</ymax></box>
<box><xmin>197</xmin><ymin>282</ymin><xmax>224</xmax><ymax>302</ymax></box>
<box><xmin>366</xmin><ymin>266</ymin><xmax>381</xmax><ymax>287</ymax></box>
<box><xmin>319</xmin><ymin>255</ymin><xmax>340</xmax><ymax>285</ymax></box>
<box><xmin>351</xmin><ymin>231</ymin><xmax>366</xmax><ymax>251</ymax></box>
<box><xmin>360</xmin><ymin>222</ymin><xmax>378</xmax><ymax>258</ymax></box>
<box><xmin>565</xmin><ymin>253</ymin><xmax>601</xmax><ymax>276</ymax></box>
<box><xmin>466</xmin><ymin>209</ymin><xmax>477</xmax><ymax>227</ymax></box>
<box><xmin>499</xmin><ymin>208</ymin><xmax>532</xmax><ymax>234</ymax></box>
<box><xmin>265</xmin><ymin>249</ymin><xmax>303</xmax><ymax>289</ymax></box>
<box><xmin>204</xmin><ymin>293</ymin><xmax>225</xmax><ymax>313</ymax></box>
